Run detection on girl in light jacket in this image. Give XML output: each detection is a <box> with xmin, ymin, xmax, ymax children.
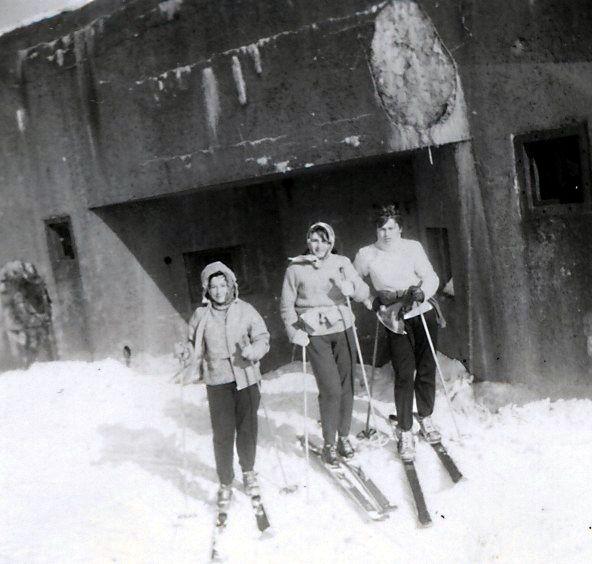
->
<box><xmin>181</xmin><ymin>261</ymin><xmax>270</xmax><ymax>507</ymax></box>
<box><xmin>280</xmin><ymin>222</ymin><xmax>369</xmax><ymax>465</ymax></box>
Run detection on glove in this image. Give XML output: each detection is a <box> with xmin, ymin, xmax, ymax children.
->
<box><xmin>332</xmin><ymin>276</ymin><xmax>355</xmax><ymax>298</ymax></box>
<box><xmin>174</xmin><ymin>342</ymin><xmax>191</xmax><ymax>363</ymax></box>
<box><xmin>397</xmin><ymin>301</ymin><xmax>414</xmax><ymax>320</ymax></box>
<box><xmin>406</xmin><ymin>285</ymin><xmax>425</xmax><ymax>304</ymax></box>
<box><xmin>241</xmin><ymin>343</ymin><xmax>259</xmax><ymax>362</ymax></box>
<box><xmin>339</xmin><ymin>279</ymin><xmax>355</xmax><ymax>298</ymax></box>
<box><xmin>377</xmin><ymin>290</ymin><xmax>404</xmax><ymax>307</ymax></box>
<box><xmin>291</xmin><ymin>329</ymin><xmax>310</xmax><ymax>348</ymax></box>
<box><xmin>370</xmin><ymin>296</ymin><xmax>383</xmax><ymax>312</ymax></box>
<box><xmin>397</xmin><ymin>287</ymin><xmax>418</xmax><ymax>321</ymax></box>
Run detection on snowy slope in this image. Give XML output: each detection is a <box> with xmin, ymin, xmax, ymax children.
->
<box><xmin>0</xmin><ymin>355</ymin><xmax>591</xmax><ymax>563</ymax></box>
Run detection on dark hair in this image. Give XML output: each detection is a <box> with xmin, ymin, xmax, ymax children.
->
<box><xmin>373</xmin><ymin>204</ymin><xmax>402</xmax><ymax>229</ymax></box>
<box><xmin>308</xmin><ymin>225</ymin><xmax>331</xmax><ymax>243</ymax></box>
<box><xmin>207</xmin><ymin>271</ymin><xmax>227</xmax><ymax>286</ymax></box>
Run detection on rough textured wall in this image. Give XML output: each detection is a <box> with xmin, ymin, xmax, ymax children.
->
<box><xmin>7</xmin><ymin>0</ymin><xmax>469</xmax><ymax>208</ymax></box>
<box><xmin>0</xmin><ymin>0</ymin><xmax>474</xmax><ymax>366</ymax></box>
<box><xmin>5</xmin><ymin>0</ymin><xmax>591</xmax><ymax>384</ymax></box>
<box><xmin>412</xmin><ymin>145</ymin><xmax>472</xmax><ymax>370</ymax></box>
<box><xmin>451</xmin><ymin>0</ymin><xmax>592</xmax><ymax>383</ymax></box>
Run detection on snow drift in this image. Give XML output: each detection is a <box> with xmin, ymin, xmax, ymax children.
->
<box><xmin>0</xmin><ymin>354</ymin><xmax>590</xmax><ymax>563</ymax></box>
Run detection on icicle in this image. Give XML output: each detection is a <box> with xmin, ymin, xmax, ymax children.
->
<box><xmin>159</xmin><ymin>0</ymin><xmax>183</xmax><ymax>21</ymax></box>
<box><xmin>16</xmin><ymin>49</ymin><xmax>28</xmax><ymax>84</ymax></box>
<box><xmin>231</xmin><ymin>56</ymin><xmax>247</xmax><ymax>105</ymax></box>
<box><xmin>247</xmin><ymin>44</ymin><xmax>263</xmax><ymax>75</ymax></box>
<box><xmin>428</xmin><ymin>146</ymin><xmax>433</xmax><ymax>165</ymax></box>
<box><xmin>16</xmin><ymin>109</ymin><xmax>26</xmax><ymax>133</ymax></box>
<box><xmin>202</xmin><ymin>67</ymin><xmax>220</xmax><ymax>143</ymax></box>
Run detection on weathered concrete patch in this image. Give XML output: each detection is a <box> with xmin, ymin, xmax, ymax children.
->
<box><xmin>371</xmin><ymin>0</ymin><xmax>456</xmax><ymax>130</ymax></box>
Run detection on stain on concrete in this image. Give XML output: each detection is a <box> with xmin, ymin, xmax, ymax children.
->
<box><xmin>371</xmin><ymin>0</ymin><xmax>456</xmax><ymax>130</ymax></box>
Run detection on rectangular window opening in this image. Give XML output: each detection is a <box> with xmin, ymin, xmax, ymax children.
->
<box><xmin>515</xmin><ymin>124</ymin><xmax>591</xmax><ymax>211</ymax></box>
<box><xmin>45</xmin><ymin>218</ymin><xmax>76</xmax><ymax>261</ymax></box>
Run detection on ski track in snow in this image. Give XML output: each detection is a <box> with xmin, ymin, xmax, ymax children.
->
<box><xmin>0</xmin><ymin>356</ymin><xmax>591</xmax><ymax>563</ymax></box>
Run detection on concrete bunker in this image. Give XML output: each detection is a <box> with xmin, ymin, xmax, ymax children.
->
<box><xmin>93</xmin><ymin>144</ymin><xmax>469</xmax><ymax>371</ymax></box>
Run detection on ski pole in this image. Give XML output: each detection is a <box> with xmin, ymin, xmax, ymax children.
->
<box><xmin>339</xmin><ymin>268</ymin><xmax>380</xmax><ymax>434</ymax></box>
<box><xmin>419</xmin><ymin>311</ymin><xmax>462</xmax><ymax>441</ymax></box>
<box><xmin>253</xmin><ymin>368</ymin><xmax>298</xmax><ymax>494</ymax></box>
<box><xmin>360</xmin><ymin>317</ymin><xmax>380</xmax><ymax>439</ymax></box>
<box><xmin>177</xmin><ymin>365</ymin><xmax>197</xmax><ymax>519</ymax></box>
<box><xmin>302</xmin><ymin>345</ymin><xmax>310</xmax><ymax>496</ymax></box>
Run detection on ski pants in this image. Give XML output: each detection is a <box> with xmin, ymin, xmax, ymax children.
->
<box><xmin>206</xmin><ymin>381</ymin><xmax>260</xmax><ymax>486</ymax></box>
<box><xmin>307</xmin><ymin>328</ymin><xmax>356</xmax><ymax>445</ymax></box>
<box><xmin>386</xmin><ymin>309</ymin><xmax>438</xmax><ymax>431</ymax></box>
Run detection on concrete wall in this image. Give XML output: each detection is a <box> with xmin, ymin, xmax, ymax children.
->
<box><xmin>453</xmin><ymin>0</ymin><xmax>592</xmax><ymax>383</ymax></box>
<box><xmin>1</xmin><ymin>0</ymin><xmax>592</xmax><ymax>384</ymax></box>
<box><xmin>91</xmin><ymin>154</ymin><xmax>418</xmax><ymax>369</ymax></box>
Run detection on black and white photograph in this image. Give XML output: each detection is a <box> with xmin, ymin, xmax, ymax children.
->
<box><xmin>1</xmin><ymin>0</ymin><xmax>591</xmax><ymax>562</ymax></box>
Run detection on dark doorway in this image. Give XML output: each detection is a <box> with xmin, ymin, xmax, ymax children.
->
<box><xmin>44</xmin><ymin>216</ymin><xmax>90</xmax><ymax>358</ymax></box>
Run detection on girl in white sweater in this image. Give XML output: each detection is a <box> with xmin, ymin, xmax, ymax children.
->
<box><xmin>354</xmin><ymin>205</ymin><xmax>441</xmax><ymax>462</ymax></box>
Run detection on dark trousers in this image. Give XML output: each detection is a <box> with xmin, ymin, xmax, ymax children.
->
<box><xmin>307</xmin><ymin>328</ymin><xmax>356</xmax><ymax>445</ymax></box>
<box><xmin>386</xmin><ymin>309</ymin><xmax>438</xmax><ymax>431</ymax></box>
<box><xmin>206</xmin><ymin>381</ymin><xmax>260</xmax><ymax>486</ymax></box>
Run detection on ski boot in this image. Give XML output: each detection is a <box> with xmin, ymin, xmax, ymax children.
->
<box><xmin>217</xmin><ymin>483</ymin><xmax>233</xmax><ymax>509</ymax></box>
<box><xmin>337</xmin><ymin>436</ymin><xmax>355</xmax><ymax>459</ymax></box>
<box><xmin>397</xmin><ymin>429</ymin><xmax>416</xmax><ymax>462</ymax></box>
<box><xmin>321</xmin><ymin>443</ymin><xmax>339</xmax><ymax>466</ymax></box>
<box><xmin>418</xmin><ymin>416</ymin><xmax>441</xmax><ymax>444</ymax></box>
<box><xmin>243</xmin><ymin>470</ymin><xmax>261</xmax><ymax>497</ymax></box>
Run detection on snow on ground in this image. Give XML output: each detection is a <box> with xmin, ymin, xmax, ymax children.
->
<box><xmin>1</xmin><ymin>354</ymin><xmax>591</xmax><ymax>563</ymax></box>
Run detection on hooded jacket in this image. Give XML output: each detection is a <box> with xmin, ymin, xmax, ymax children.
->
<box><xmin>186</xmin><ymin>261</ymin><xmax>270</xmax><ymax>389</ymax></box>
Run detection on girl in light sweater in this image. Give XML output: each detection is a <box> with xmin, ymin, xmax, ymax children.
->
<box><xmin>280</xmin><ymin>222</ymin><xmax>369</xmax><ymax>465</ymax></box>
<box><xmin>354</xmin><ymin>205</ymin><xmax>442</xmax><ymax>462</ymax></box>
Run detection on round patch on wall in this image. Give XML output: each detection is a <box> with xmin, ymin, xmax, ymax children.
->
<box><xmin>371</xmin><ymin>0</ymin><xmax>457</xmax><ymax>130</ymax></box>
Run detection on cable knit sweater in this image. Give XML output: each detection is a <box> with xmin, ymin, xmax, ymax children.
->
<box><xmin>280</xmin><ymin>254</ymin><xmax>370</xmax><ymax>339</ymax></box>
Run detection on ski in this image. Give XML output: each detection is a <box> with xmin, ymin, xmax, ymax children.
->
<box><xmin>339</xmin><ymin>458</ymin><xmax>397</xmax><ymax>514</ymax></box>
<box><xmin>250</xmin><ymin>493</ymin><xmax>271</xmax><ymax>532</ymax></box>
<box><xmin>429</xmin><ymin>442</ymin><xmax>463</xmax><ymax>483</ymax></box>
<box><xmin>413</xmin><ymin>414</ymin><xmax>463</xmax><ymax>483</ymax></box>
<box><xmin>403</xmin><ymin>461</ymin><xmax>432</xmax><ymax>527</ymax></box>
<box><xmin>210</xmin><ymin>503</ymin><xmax>230</xmax><ymax>561</ymax></box>
<box><xmin>298</xmin><ymin>436</ymin><xmax>391</xmax><ymax>521</ymax></box>
<box><xmin>388</xmin><ymin>414</ymin><xmax>432</xmax><ymax>527</ymax></box>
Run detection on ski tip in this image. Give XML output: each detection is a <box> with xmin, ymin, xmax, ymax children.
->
<box><xmin>280</xmin><ymin>485</ymin><xmax>299</xmax><ymax>494</ymax></box>
<box><xmin>178</xmin><ymin>512</ymin><xmax>199</xmax><ymax>519</ymax></box>
<box><xmin>259</xmin><ymin>527</ymin><xmax>274</xmax><ymax>539</ymax></box>
<box><xmin>369</xmin><ymin>511</ymin><xmax>390</xmax><ymax>522</ymax></box>
<box><xmin>418</xmin><ymin>518</ymin><xmax>433</xmax><ymax>528</ymax></box>
<box><xmin>257</xmin><ymin>518</ymin><xmax>271</xmax><ymax>533</ymax></box>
